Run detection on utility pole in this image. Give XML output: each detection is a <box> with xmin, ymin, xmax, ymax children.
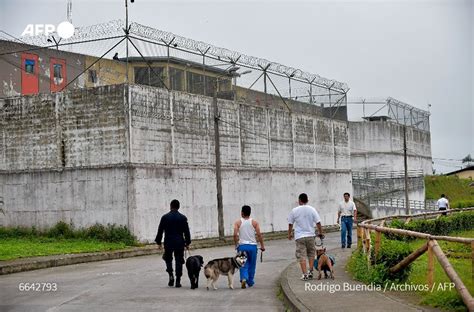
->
<box><xmin>67</xmin><ymin>0</ymin><xmax>72</xmax><ymax>24</ymax></box>
<box><xmin>213</xmin><ymin>79</ymin><xmax>224</xmax><ymax>240</ymax></box>
<box><xmin>212</xmin><ymin>68</ymin><xmax>250</xmax><ymax>240</ymax></box>
<box><xmin>124</xmin><ymin>0</ymin><xmax>130</xmax><ymax>84</ymax></box>
<box><xmin>403</xmin><ymin>125</ymin><xmax>410</xmax><ymax>215</ymax></box>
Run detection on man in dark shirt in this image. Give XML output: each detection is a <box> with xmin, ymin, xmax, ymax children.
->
<box><xmin>155</xmin><ymin>199</ymin><xmax>191</xmax><ymax>288</ymax></box>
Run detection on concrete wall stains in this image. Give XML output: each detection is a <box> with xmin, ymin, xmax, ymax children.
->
<box><xmin>349</xmin><ymin>120</ymin><xmax>432</xmax><ymax>204</ymax></box>
<box><xmin>0</xmin><ymin>168</ymin><xmax>128</xmax><ymax>229</ymax></box>
<box><xmin>0</xmin><ymin>84</ymin><xmax>352</xmax><ymax>241</ymax></box>
<box><xmin>84</xmin><ymin>56</ymin><xmax>127</xmax><ymax>88</ymax></box>
<box><xmin>349</xmin><ymin>121</ymin><xmax>432</xmax><ymax>174</ymax></box>
<box><xmin>0</xmin><ymin>84</ymin><xmax>128</xmax><ymax>170</ymax></box>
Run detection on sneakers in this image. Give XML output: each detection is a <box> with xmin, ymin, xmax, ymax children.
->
<box><xmin>241</xmin><ymin>279</ymin><xmax>247</xmax><ymax>289</ymax></box>
<box><xmin>300</xmin><ymin>270</ymin><xmax>314</xmax><ymax>281</ymax></box>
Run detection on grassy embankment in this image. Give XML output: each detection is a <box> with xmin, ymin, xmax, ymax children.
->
<box><xmin>425</xmin><ymin>175</ymin><xmax>474</xmax><ymax>208</ymax></box>
<box><xmin>406</xmin><ymin>229</ymin><xmax>473</xmax><ymax>311</ymax></box>
<box><xmin>0</xmin><ymin>222</ymin><xmax>140</xmax><ymax>261</ymax></box>
<box><xmin>347</xmin><ymin>211</ymin><xmax>473</xmax><ymax>312</ymax></box>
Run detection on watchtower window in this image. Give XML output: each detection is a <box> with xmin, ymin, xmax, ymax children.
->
<box><xmin>25</xmin><ymin>59</ymin><xmax>35</xmax><ymax>74</ymax></box>
<box><xmin>134</xmin><ymin>66</ymin><xmax>165</xmax><ymax>87</ymax></box>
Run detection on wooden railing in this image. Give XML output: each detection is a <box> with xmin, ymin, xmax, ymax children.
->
<box><xmin>357</xmin><ymin>208</ymin><xmax>474</xmax><ymax>311</ymax></box>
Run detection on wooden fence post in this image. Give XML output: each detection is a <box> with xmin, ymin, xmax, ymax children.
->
<box><xmin>374</xmin><ymin>231</ymin><xmax>381</xmax><ymax>261</ymax></box>
<box><xmin>365</xmin><ymin>228</ymin><xmax>372</xmax><ymax>266</ymax></box>
<box><xmin>471</xmin><ymin>241</ymin><xmax>474</xmax><ymax>281</ymax></box>
<box><xmin>365</xmin><ymin>228</ymin><xmax>371</xmax><ymax>253</ymax></box>
<box><xmin>390</xmin><ymin>242</ymin><xmax>428</xmax><ymax>273</ymax></box>
<box><xmin>357</xmin><ymin>226</ymin><xmax>363</xmax><ymax>250</ymax></box>
<box><xmin>361</xmin><ymin>227</ymin><xmax>366</xmax><ymax>253</ymax></box>
<box><xmin>429</xmin><ymin>240</ymin><xmax>474</xmax><ymax>311</ymax></box>
<box><xmin>427</xmin><ymin>240</ymin><xmax>434</xmax><ymax>288</ymax></box>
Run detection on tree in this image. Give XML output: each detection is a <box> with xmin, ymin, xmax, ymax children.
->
<box><xmin>462</xmin><ymin>154</ymin><xmax>473</xmax><ymax>168</ymax></box>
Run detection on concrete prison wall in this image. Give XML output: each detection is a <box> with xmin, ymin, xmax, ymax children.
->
<box><xmin>349</xmin><ymin>121</ymin><xmax>432</xmax><ymax>175</ymax></box>
<box><xmin>349</xmin><ymin>120</ymin><xmax>432</xmax><ymax>203</ymax></box>
<box><xmin>0</xmin><ymin>84</ymin><xmax>130</xmax><ymax>230</ymax></box>
<box><xmin>0</xmin><ymin>84</ymin><xmax>352</xmax><ymax>241</ymax></box>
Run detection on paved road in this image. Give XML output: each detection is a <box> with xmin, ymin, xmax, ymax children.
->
<box><xmin>0</xmin><ymin>234</ymin><xmax>338</xmax><ymax>312</ymax></box>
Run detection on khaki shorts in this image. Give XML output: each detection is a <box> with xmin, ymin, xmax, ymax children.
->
<box><xmin>295</xmin><ymin>236</ymin><xmax>316</xmax><ymax>260</ymax></box>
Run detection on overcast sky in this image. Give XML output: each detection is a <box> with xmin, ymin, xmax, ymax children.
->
<box><xmin>1</xmin><ymin>0</ymin><xmax>472</xmax><ymax>173</ymax></box>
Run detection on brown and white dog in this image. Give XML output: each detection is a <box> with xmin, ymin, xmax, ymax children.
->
<box><xmin>316</xmin><ymin>247</ymin><xmax>334</xmax><ymax>280</ymax></box>
<box><xmin>203</xmin><ymin>251</ymin><xmax>247</xmax><ymax>290</ymax></box>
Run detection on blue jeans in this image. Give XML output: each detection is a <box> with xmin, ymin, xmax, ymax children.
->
<box><xmin>341</xmin><ymin>216</ymin><xmax>353</xmax><ymax>247</ymax></box>
<box><xmin>237</xmin><ymin>244</ymin><xmax>258</xmax><ymax>287</ymax></box>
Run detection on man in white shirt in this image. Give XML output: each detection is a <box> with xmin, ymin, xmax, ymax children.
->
<box><xmin>436</xmin><ymin>194</ymin><xmax>450</xmax><ymax>215</ymax></box>
<box><xmin>288</xmin><ymin>193</ymin><xmax>324</xmax><ymax>281</ymax></box>
<box><xmin>337</xmin><ymin>192</ymin><xmax>357</xmax><ymax>249</ymax></box>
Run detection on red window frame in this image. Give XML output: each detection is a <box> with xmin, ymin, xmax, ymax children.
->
<box><xmin>50</xmin><ymin>58</ymin><xmax>67</xmax><ymax>92</ymax></box>
<box><xmin>21</xmin><ymin>53</ymin><xmax>39</xmax><ymax>95</ymax></box>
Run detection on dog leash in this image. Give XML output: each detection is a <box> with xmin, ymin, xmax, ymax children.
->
<box><xmin>184</xmin><ymin>247</ymin><xmax>191</xmax><ymax>260</ymax></box>
<box><xmin>315</xmin><ymin>236</ymin><xmax>325</xmax><ymax>248</ymax></box>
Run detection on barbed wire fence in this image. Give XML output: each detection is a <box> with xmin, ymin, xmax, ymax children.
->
<box><xmin>344</xmin><ymin>96</ymin><xmax>430</xmax><ymax>132</ymax></box>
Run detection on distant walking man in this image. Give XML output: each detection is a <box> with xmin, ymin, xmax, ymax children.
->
<box><xmin>288</xmin><ymin>193</ymin><xmax>324</xmax><ymax>281</ymax></box>
<box><xmin>155</xmin><ymin>199</ymin><xmax>191</xmax><ymax>288</ymax></box>
<box><xmin>337</xmin><ymin>192</ymin><xmax>357</xmax><ymax>249</ymax></box>
<box><xmin>437</xmin><ymin>194</ymin><xmax>450</xmax><ymax>215</ymax></box>
<box><xmin>233</xmin><ymin>205</ymin><xmax>265</xmax><ymax>289</ymax></box>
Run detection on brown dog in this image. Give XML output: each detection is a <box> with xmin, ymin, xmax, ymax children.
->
<box><xmin>316</xmin><ymin>247</ymin><xmax>334</xmax><ymax>280</ymax></box>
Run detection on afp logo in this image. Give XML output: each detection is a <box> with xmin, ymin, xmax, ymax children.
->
<box><xmin>21</xmin><ymin>21</ymin><xmax>75</xmax><ymax>39</ymax></box>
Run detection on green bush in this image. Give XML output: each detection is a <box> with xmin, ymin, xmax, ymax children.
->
<box><xmin>385</xmin><ymin>219</ymin><xmax>410</xmax><ymax>241</ymax></box>
<box><xmin>451</xmin><ymin>200</ymin><xmax>474</xmax><ymax>208</ymax></box>
<box><xmin>0</xmin><ymin>225</ymin><xmax>40</xmax><ymax>238</ymax></box>
<box><xmin>85</xmin><ymin>223</ymin><xmax>136</xmax><ymax>245</ymax></box>
<box><xmin>347</xmin><ymin>250</ymin><xmax>376</xmax><ymax>284</ymax></box>
<box><xmin>0</xmin><ymin>222</ymin><xmax>137</xmax><ymax>245</ymax></box>
<box><xmin>387</xmin><ymin>211</ymin><xmax>474</xmax><ymax>239</ymax></box>
<box><xmin>85</xmin><ymin>223</ymin><xmax>107</xmax><ymax>240</ymax></box>
<box><xmin>106</xmin><ymin>224</ymin><xmax>136</xmax><ymax>245</ymax></box>
<box><xmin>47</xmin><ymin>221</ymin><xmax>75</xmax><ymax>238</ymax></box>
<box><xmin>347</xmin><ymin>236</ymin><xmax>413</xmax><ymax>285</ymax></box>
<box><xmin>375</xmin><ymin>238</ymin><xmax>413</xmax><ymax>282</ymax></box>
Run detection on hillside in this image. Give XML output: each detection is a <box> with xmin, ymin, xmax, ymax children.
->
<box><xmin>425</xmin><ymin>175</ymin><xmax>474</xmax><ymax>208</ymax></box>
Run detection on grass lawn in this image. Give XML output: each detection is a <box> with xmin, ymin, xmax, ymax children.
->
<box><xmin>406</xmin><ymin>229</ymin><xmax>473</xmax><ymax>311</ymax></box>
<box><xmin>0</xmin><ymin>237</ymin><xmax>131</xmax><ymax>261</ymax></box>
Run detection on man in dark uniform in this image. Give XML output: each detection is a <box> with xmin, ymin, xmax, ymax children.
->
<box><xmin>155</xmin><ymin>199</ymin><xmax>191</xmax><ymax>288</ymax></box>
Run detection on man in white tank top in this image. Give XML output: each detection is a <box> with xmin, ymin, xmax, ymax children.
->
<box><xmin>233</xmin><ymin>205</ymin><xmax>265</xmax><ymax>289</ymax></box>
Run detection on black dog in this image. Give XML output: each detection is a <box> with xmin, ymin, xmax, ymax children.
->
<box><xmin>185</xmin><ymin>255</ymin><xmax>204</xmax><ymax>289</ymax></box>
